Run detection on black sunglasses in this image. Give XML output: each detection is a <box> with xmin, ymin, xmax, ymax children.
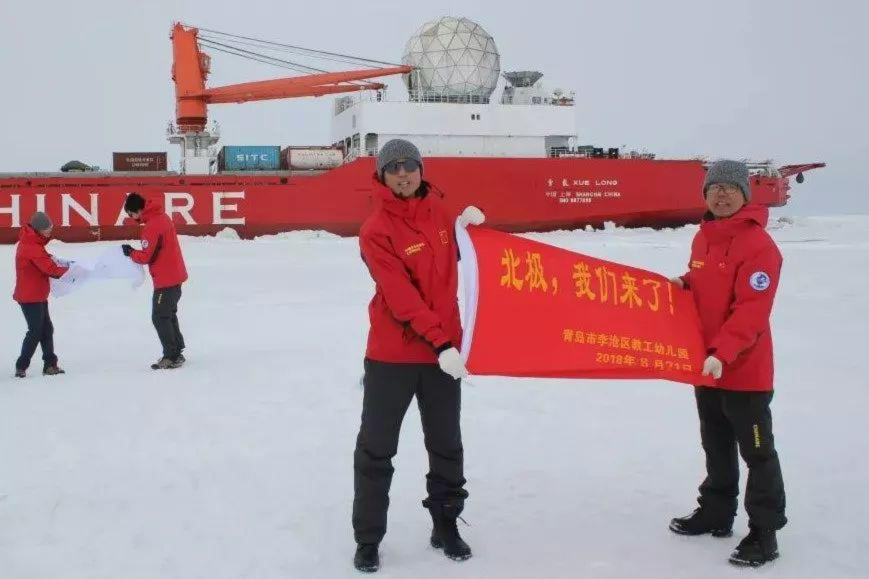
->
<box><xmin>383</xmin><ymin>158</ymin><xmax>421</xmax><ymax>175</ymax></box>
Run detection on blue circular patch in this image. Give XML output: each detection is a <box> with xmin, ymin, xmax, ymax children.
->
<box><xmin>749</xmin><ymin>271</ymin><xmax>771</xmax><ymax>291</ymax></box>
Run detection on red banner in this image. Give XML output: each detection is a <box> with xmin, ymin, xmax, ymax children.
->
<box><xmin>457</xmin><ymin>226</ymin><xmax>712</xmax><ymax>386</ymax></box>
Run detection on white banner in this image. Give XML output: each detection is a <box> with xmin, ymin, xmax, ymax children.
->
<box><xmin>51</xmin><ymin>246</ymin><xmax>145</xmax><ymax>297</ymax></box>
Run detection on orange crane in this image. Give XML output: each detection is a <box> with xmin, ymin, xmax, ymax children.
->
<box><xmin>171</xmin><ymin>23</ymin><xmax>413</xmax><ymax>131</ymax></box>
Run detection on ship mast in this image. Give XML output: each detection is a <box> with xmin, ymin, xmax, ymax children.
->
<box><xmin>168</xmin><ymin>23</ymin><xmax>412</xmax><ymax>174</ymax></box>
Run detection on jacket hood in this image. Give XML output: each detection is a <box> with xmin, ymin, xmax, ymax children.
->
<box><xmin>139</xmin><ymin>198</ymin><xmax>165</xmax><ymax>223</ymax></box>
<box><xmin>19</xmin><ymin>224</ymin><xmax>50</xmax><ymax>246</ymax></box>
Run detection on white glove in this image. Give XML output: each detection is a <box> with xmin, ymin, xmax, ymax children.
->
<box><xmin>53</xmin><ymin>257</ymin><xmax>74</xmax><ymax>268</ymax></box>
<box><xmin>457</xmin><ymin>206</ymin><xmax>485</xmax><ymax>228</ymax></box>
<box><xmin>701</xmin><ymin>356</ymin><xmax>723</xmax><ymax>379</ymax></box>
<box><xmin>669</xmin><ymin>277</ymin><xmax>684</xmax><ymax>289</ymax></box>
<box><xmin>438</xmin><ymin>347</ymin><xmax>468</xmax><ymax>380</ymax></box>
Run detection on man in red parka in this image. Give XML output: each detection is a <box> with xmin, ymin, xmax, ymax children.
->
<box><xmin>668</xmin><ymin>160</ymin><xmax>786</xmax><ymax>568</ymax></box>
<box><xmin>121</xmin><ymin>193</ymin><xmax>189</xmax><ymax>370</ymax></box>
<box><xmin>13</xmin><ymin>211</ymin><xmax>69</xmax><ymax>378</ymax></box>
<box><xmin>351</xmin><ymin>139</ymin><xmax>484</xmax><ymax>573</ymax></box>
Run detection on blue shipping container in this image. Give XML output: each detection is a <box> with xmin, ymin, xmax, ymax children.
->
<box><xmin>219</xmin><ymin>146</ymin><xmax>281</xmax><ymax>171</ymax></box>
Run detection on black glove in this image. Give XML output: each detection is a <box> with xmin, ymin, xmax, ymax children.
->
<box><xmin>121</xmin><ymin>244</ymin><xmax>134</xmax><ymax>257</ymax></box>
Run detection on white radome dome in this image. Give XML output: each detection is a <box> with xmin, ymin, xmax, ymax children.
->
<box><xmin>402</xmin><ymin>16</ymin><xmax>500</xmax><ymax>102</ymax></box>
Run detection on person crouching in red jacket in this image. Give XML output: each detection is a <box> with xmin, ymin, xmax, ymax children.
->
<box><xmin>13</xmin><ymin>212</ymin><xmax>69</xmax><ymax>378</ymax></box>
<box><xmin>121</xmin><ymin>193</ymin><xmax>189</xmax><ymax>370</ymax></box>
<box><xmin>668</xmin><ymin>160</ymin><xmax>786</xmax><ymax>568</ymax></box>
<box><xmin>351</xmin><ymin>139</ymin><xmax>484</xmax><ymax>573</ymax></box>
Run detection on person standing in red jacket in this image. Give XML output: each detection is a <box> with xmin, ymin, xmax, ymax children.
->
<box><xmin>13</xmin><ymin>212</ymin><xmax>69</xmax><ymax>378</ymax></box>
<box><xmin>668</xmin><ymin>160</ymin><xmax>786</xmax><ymax>568</ymax></box>
<box><xmin>121</xmin><ymin>193</ymin><xmax>189</xmax><ymax>370</ymax></box>
<box><xmin>351</xmin><ymin>139</ymin><xmax>484</xmax><ymax>573</ymax></box>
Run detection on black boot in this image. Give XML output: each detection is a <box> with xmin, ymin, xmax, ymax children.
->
<box><xmin>353</xmin><ymin>543</ymin><xmax>379</xmax><ymax>573</ymax></box>
<box><xmin>669</xmin><ymin>508</ymin><xmax>733</xmax><ymax>537</ymax></box>
<box><xmin>424</xmin><ymin>499</ymin><xmax>472</xmax><ymax>561</ymax></box>
<box><xmin>151</xmin><ymin>356</ymin><xmax>183</xmax><ymax>370</ymax></box>
<box><xmin>43</xmin><ymin>364</ymin><xmax>65</xmax><ymax>376</ymax></box>
<box><xmin>729</xmin><ymin>526</ymin><xmax>779</xmax><ymax>567</ymax></box>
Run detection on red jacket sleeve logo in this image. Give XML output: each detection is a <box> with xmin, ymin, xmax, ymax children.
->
<box><xmin>749</xmin><ymin>271</ymin><xmax>771</xmax><ymax>291</ymax></box>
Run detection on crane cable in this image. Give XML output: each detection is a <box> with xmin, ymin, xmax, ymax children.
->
<box><xmin>194</xmin><ymin>32</ymin><xmax>400</xmax><ymax>89</ymax></box>
<box><xmin>198</xmin><ymin>38</ymin><xmax>327</xmax><ymax>75</ymax></box>
<box><xmin>197</xmin><ymin>39</ymin><xmax>383</xmax><ymax>92</ymax></box>
<box><xmin>192</xmin><ymin>24</ymin><xmax>405</xmax><ymax>69</ymax></box>
<box><xmin>197</xmin><ymin>39</ymin><xmax>380</xmax><ymax>90</ymax></box>
<box><xmin>198</xmin><ymin>34</ymin><xmax>400</xmax><ymax>71</ymax></box>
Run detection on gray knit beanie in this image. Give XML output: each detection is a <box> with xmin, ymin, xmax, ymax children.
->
<box><xmin>376</xmin><ymin>139</ymin><xmax>423</xmax><ymax>177</ymax></box>
<box><xmin>29</xmin><ymin>211</ymin><xmax>53</xmax><ymax>232</ymax></box>
<box><xmin>703</xmin><ymin>159</ymin><xmax>751</xmax><ymax>201</ymax></box>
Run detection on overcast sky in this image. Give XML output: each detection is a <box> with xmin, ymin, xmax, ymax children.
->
<box><xmin>1</xmin><ymin>0</ymin><xmax>865</xmax><ymax>215</ymax></box>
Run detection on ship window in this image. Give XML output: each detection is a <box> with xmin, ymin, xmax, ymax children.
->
<box><xmin>532</xmin><ymin>97</ymin><xmax>542</xmax><ymax>104</ymax></box>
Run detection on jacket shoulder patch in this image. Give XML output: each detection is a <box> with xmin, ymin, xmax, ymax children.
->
<box><xmin>749</xmin><ymin>271</ymin><xmax>771</xmax><ymax>291</ymax></box>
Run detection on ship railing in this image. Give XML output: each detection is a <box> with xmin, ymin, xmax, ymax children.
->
<box><xmin>344</xmin><ymin>148</ymin><xmax>360</xmax><ymax>163</ymax></box>
<box><xmin>699</xmin><ymin>158</ymin><xmax>780</xmax><ymax>177</ymax></box>
<box><xmin>334</xmin><ymin>90</ymin><xmax>390</xmax><ymax>115</ymax></box>
<box><xmin>333</xmin><ymin>88</ymin><xmax>574</xmax><ymax>112</ymax></box>
<box><xmin>501</xmin><ymin>94</ymin><xmax>575</xmax><ymax>107</ymax></box>
<box><xmin>407</xmin><ymin>90</ymin><xmax>491</xmax><ymax>104</ymax></box>
<box><xmin>747</xmin><ymin>165</ymin><xmax>781</xmax><ymax>177</ymax></box>
<box><xmin>338</xmin><ymin>88</ymin><xmax>495</xmax><ymax>106</ymax></box>
<box><xmin>342</xmin><ymin>147</ymin><xmax>378</xmax><ymax>163</ymax></box>
<box><xmin>166</xmin><ymin>121</ymin><xmax>221</xmax><ymax>138</ymax></box>
<box><xmin>549</xmin><ymin>149</ymin><xmax>656</xmax><ymax>160</ymax></box>
<box><xmin>550</xmin><ymin>149</ymin><xmax>594</xmax><ymax>159</ymax></box>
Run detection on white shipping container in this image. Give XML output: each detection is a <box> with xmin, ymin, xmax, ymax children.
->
<box><xmin>284</xmin><ymin>148</ymin><xmax>343</xmax><ymax>170</ymax></box>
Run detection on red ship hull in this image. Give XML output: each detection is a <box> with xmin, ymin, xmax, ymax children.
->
<box><xmin>0</xmin><ymin>157</ymin><xmax>792</xmax><ymax>243</ymax></box>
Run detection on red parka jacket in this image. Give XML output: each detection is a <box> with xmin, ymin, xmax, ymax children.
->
<box><xmin>360</xmin><ymin>181</ymin><xmax>463</xmax><ymax>363</ymax></box>
<box><xmin>130</xmin><ymin>199</ymin><xmax>188</xmax><ymax>289</ymax></box>
<box><xmin>13</xmin><ymin>225</ymin><xmax>69</xmax><ymax>303</ymax></box>
<box><xmin>681</xmin><ymin>205</ymin><xmax>782</xmax><ymax>391</ymax></box>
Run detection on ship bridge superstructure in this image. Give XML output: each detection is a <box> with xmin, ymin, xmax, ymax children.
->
<box><xmin>331</xmin><ymin>16</ymin><xmax>578</xmax><ymax>160</ymax></box>
<box><xmin>331</xmin><ymin>83</ymin><xmax>577</xmax><ymax>160</ymax></box>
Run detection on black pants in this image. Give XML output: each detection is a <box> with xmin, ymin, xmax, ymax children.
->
<box><xmin>694</xmin><ymin>386</ymin><xmax>787</xmax><ymax>530</ymax></box>
<box><xmin>16</xmin><ymin>302</ymin><xmax>58</xmax><ymax>371</ymax></box>
<box><xmin>152</xmin><ymin>285</ymin><xmax>185</xmax><ymax>359</ymax></box>
<box><xmin>353</xmin><ymin>359</ymin><xmax>468</xmax><ymax>545</ymax></box>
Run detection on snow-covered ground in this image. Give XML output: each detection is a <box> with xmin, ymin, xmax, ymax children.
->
<box><xmin>1</xmin><ymin>216</ymin><xmax>867</xmax><ymax>579</ymax></box>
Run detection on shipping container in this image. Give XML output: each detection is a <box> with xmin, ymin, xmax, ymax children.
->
<box><xmin>280</xmin><ymin>146</ymin><xmax>344</xmax><ymax>170</ymax></box>
<box><xmin>113</xmin><ymin>152</ymin><xmax>167</xmax><ymax>171</ymax></box>
<box><xmin>218</xmin><ymin>146</ymin><xmax>281</xmax><ymax>171</ymax></box>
